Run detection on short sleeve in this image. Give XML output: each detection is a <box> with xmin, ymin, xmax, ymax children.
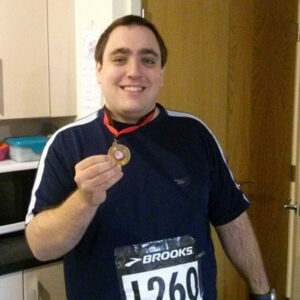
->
<box><xmin>26</xmin><ymin>132</ymin><xmax>77</xmax><ymax>222</ymax></box>
<box><xmin>204</xmin><ymin>130</ymin><xmax>250</xmax><ymax>226</ymax></box>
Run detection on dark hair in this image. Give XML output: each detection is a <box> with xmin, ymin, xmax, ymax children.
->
<box><xmin>94</xmin><ymin>15</ymin><xmax>168</xmax><ymax>67</ymax></box>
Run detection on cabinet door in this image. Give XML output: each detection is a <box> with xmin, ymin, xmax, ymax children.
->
<box><xmin>48</xmin><ymin>0</ymin><xmax>77</xmax><ymax>117</ymax></box>
<box><xmin>0</xmin><ymin>0</ymin><xmax>50</xmax><ymax>119</ymax></box>
<box><xmin>24</xmin><ymin>262</ymin><xmax>67</xmax><ymax>300</ymax></box>
<box><xmin>0</xmin><ymin>272</ymin><xmax>23</xmax><ymax>300</ymax></box>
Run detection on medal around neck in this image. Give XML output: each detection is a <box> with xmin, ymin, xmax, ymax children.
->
<box><xmin>108</xmin><ymin>142</ymin><xmax>131</xmax><ymax>166</ymax></box>
<box><xmin>104</xmin><ymin>107</ymin><xmax>156</xmax><ymax>167</ymax></box>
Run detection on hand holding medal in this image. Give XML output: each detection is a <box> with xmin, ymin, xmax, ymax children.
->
<box><xmin>74</xmin><ymin>154</ymin><xmax>123</xmax><ymax>206</ymax></box>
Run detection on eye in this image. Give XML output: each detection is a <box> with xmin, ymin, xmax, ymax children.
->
<box><xmin>112</xmin><ymin>56</ymin><xmax>127</xmax><ymax>65</ymax></box>
<box><xmin>142</xmin><ymin>57</ymin><xmax>157</xmax><ymax>67</ymax></box>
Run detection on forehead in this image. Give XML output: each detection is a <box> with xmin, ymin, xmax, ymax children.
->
<box><xmin>103</xmin><ymin>25</ymin><xmax>161</xmax><ymax>56</ymax></box>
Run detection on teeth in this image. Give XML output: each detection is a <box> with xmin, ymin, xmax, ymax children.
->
<box><xmin>123</xmin><ymin>86</ymin><xmax>143</xmax><ymax>92</ymax></box>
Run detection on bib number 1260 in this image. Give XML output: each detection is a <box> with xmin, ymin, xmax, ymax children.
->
<box><xmin>121</xmin><ymin>262</ymin><xmax>202</xmax><ymax>300</ymax></box>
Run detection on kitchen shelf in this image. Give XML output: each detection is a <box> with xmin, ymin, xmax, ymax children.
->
<box><xmin>0</xmin><ymin>159</ymin><xmax>39</xmax><ymax>173</ymax></box>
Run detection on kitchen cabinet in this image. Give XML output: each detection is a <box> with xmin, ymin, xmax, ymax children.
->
<box><xmin>24</xmin><ymin>262</ymin><xmax>67</xmax><ymax>300</ymax></box>
<box><xmin>0</xmin><ymin>0</ymin><xmax>76</xmax><ymax>120</ymax></box>
<box><xmin>0</xmin><ymin>262</ymin><xmax>66</xmax><ymax>300</ymax></box>
<box><xmin>0</xmin><ymin>271</ymin><xmax>23</xmax><ymax>300</ymax></box>
<box><xmin>0</xmin><ymin>0</ymin><xmax>142</xmax><ymax>120</ymax></box>
<box><xmin>47</xmin><ymin>0</ymin><xmax>76</xmax><ymax>118</ymax></box>
<box><xmin>0</xmin><ymin>0</ymin><xmax>50</xmax><ymax>119</ymax></box>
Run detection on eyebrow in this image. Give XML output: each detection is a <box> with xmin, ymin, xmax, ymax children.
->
<box><xmin>109</xmin><ymin>47</ymin><xmax>159</xmax><ymax>58</ymax></box>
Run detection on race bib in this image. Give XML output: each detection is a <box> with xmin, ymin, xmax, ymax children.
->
<box><xmin>115</xmin><ymin>235</ymin><xmax>203</xmax><ymax>300</ymax></box>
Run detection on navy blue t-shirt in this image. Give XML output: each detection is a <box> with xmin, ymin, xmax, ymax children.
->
<box><xmin>26</xmin><ymin>104</ymin><xmax>249</xmax><ymax>300</ymax></box>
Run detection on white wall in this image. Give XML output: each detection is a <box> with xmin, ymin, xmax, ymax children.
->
<box><xmin>74</xmin><ymin>0</ymin><xmax>114</xmax><ymax>118</ymax></box>
<box><xmin>113</xmin><ymin>0</ymin><xmax>142</xmax><ymax>20</ymax></box>
<box><xmin>75</xmin><ymin>0</ymin><xmax>142</xmax><ymax>118</ymax></box>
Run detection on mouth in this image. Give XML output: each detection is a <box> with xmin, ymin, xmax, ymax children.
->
<box><xmin>120</xmin><ymin>85</ymin><xmax>146</xmax><ymax>92</ymax></box>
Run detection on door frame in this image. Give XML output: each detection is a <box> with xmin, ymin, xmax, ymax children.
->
<box><xmin>287</xmin><ymin>1</ymin><xmax>300</xmax><ymax>297</ymax></box>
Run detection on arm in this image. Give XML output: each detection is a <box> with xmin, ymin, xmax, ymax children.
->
<box><xmin>25</xmin><ymin>155</ymin><xmax>123</xmax><ymax>261</ymax></box>
<box><xmin>215</xmin><ymin>211</ymin><xmax>270</xmax><ymax>294</ymax></box>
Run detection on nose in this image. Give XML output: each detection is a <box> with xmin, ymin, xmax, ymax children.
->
<box><xmin>126</xmin><ymin>58</ymin><xmax>142</xmax><ymax>78</ymax></box>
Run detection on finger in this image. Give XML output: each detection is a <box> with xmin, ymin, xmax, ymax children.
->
<box><xmin>96</xmin><ymin>167</ymin><xmax>124</xmax><ymax>192</ymax></box>
<box><xmin>86</xmin><ymin>170</ymin><xmax>124</xmax><ymax>206</ymax></box>
<box><xmin>79</xmin><ymin>158</ymin><xmax>118</xmax><ymax>180</ymax></box>
<box><xmin>75</xmin><ymin>155</ymin><xmax>112</xmax><ymax>171</ymax></box>
<box><xmin>75</xmin><ymin>157</ymin><xmax>116</xmax><ymax>184</ymax></box>
<box><xmin>76</xmin><ymin>164</ymin><xmax>122</xmax><ymax>191</ymax></box>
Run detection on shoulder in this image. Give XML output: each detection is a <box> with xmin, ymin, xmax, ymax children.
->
<box><xmin>164</xmin><ymin>107</ymin><xmax>215</xmax><ymax>139</ymax></box>
<box><xmin>50</xmin><ymin>111</ymin><xmax>101</xmax><ymax>143</ymax></box>
<box><xmin>54</xmin><ymin>111</ymin><xmax>101</xmax><ymax>138</ymax></box>
<box><xmin>166</xmin><ymin>108</ymin><xmax>205</xmax><ymax>125</ymax></box>
<box><xmin>162</xmin><ymin>106</ymin><xmax>225</xmax><ymax>157</ymax></box>
<box><xmin>42</xmin><ymin>111</ymin><xmax>101</xmax><ymax>158</ymax></box>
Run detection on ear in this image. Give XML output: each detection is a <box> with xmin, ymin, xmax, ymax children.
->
<box><xmin>96</xmin><ymin>62</ymin><xmax>102</xmax><ymax>84</ymax></box>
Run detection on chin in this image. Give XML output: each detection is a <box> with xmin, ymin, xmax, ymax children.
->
<box><xmin>119</xmin><ymin>107</ymin><xmax>151</xmax><ymax>123</ymax></box>
<box><xmin>122</xmin><ymin>104</ymin><xmax>149</xmax><ymax>115</ymax></box>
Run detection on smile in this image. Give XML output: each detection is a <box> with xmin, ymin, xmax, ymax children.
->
<box><xmin>121</xmin><ymin>85</ymin><xmax>145</xmax><ymax>92</ymax></box>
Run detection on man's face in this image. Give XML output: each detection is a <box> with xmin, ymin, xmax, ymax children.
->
<box><xmin>96</xmin><ymin>25</ymin><xmax>164</xmax><ymax>123</ymax></box>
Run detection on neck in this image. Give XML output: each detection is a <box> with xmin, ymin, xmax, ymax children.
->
<box><xmin>103</xmin><ymin>106</ymin><xmax>159</xmax><ymax>138</ymax></box>
<box><xmin>105</xmin><ymin>106</ymin><xmax>159</xmax><ymax>125</ymax></box>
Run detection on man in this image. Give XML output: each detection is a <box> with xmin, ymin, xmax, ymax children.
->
<box><xmin>25</xmin><ymin>15</ymin><xmax>275</xmax><ymax>300</ymax></box>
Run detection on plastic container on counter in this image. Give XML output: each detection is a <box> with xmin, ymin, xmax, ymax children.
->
<box><xmin>5</xmin><ymin>136</ymin><xmax>48</xmax><ymax>162</ymax></box>
<box><xmin>0</xmin><ymin>142</ymin><xmax>9</xmax><ymax>161</ymax></box>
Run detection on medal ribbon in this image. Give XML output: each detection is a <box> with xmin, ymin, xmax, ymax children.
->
<box><xmin>103</xmin><ymin>107</ymin><xmax>156</xmax><ymax>138</ymax></box>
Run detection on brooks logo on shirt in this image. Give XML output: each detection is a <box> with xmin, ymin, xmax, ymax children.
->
<box><xmin>125</xmin><ymin>246</ymin><xmax>194</xmax><ymax>268</ymax></box>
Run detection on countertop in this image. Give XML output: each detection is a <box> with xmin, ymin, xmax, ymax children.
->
<box><xmin>0</xmin><ymin>231</ymin><xmax>57</xmax><ymax>276</ymax></box>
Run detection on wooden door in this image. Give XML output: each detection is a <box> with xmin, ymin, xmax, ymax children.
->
<box><xmin>290</xmin><ymin>67</ymin><xmax>300</xmax><ymax>298</ymax></box>
<box><xmin>247</xmin><ymin>2</ymin><xmax>297</xmax><ymax>299</ymax></box>
<box><xmin>143</xmin><ymin>0</ymin><xmax>298</xmax><ymax>299</ymax></box>
<box><xmin>142</xmin><ymin>0</ymin><xmax>229</xmax><ymax>146</ymax></box>
<box><xmin>291</xmin><ymin>208</ymin><xmax>300</xmax><ymax>300</ymax></box>
<box><xmin>227</xmin><ymin>0</ymin><xmax>297</xmax><ymax>298</ymax></box>
<box><xmin>0</xmin><ymin>0</ymin><xmax>50</xmax><ymax>119</ymax></box>
<box><xmin>288</xmin><ymin>2</ymin><xmax>300</xmax><ymax>297</ymax></box>
<box><xmin>142</xmin><ymin>1</ymin><xmax>247</xmax><ymax>299</ymax></box>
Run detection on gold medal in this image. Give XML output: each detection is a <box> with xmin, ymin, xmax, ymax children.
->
<box><xmin>108</xmin><ymin>142</ymin><xmax>131</xmax><ymax>166</ymax></box>
<box><xmin>104</xmin><ymin>106</ymin><xmax>156</xmax><ymax>167</ymax></box>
